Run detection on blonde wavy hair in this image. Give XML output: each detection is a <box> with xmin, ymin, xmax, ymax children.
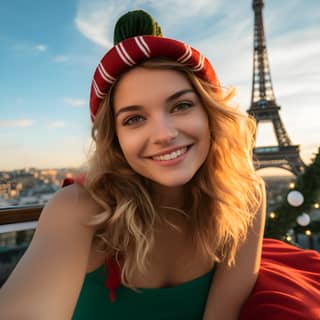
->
<box><xmin>84</xmin><ymin>58</ymin><xmax>265</xmax><ymax>288</ymax></box>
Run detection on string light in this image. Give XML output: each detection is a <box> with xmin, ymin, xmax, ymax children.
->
<box><xmin>305</xmin><ymin>230</ymin><xmax>312</xmax><ymax>236</ymax></box>
<box><xmin>286</xmin><ymin>235</ymin><xmax>292</xmax><ymax>242</ymax></box>
<box><xmin>269</xmin><ymin>212</ymin><xmax>276</xmax><ymax>219</ymax></box>
<box><xmin>289</xmin><ymin>182</ymin><xmax>295</xmax><ymax>189</ymax></box>
<box><xmin>314</xmin><ymin>203</ymin><xmax>320</xmax><ymax>209</ymax></box>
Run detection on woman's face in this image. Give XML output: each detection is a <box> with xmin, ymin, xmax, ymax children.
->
<box><xmin>113</xmin><ymin>67</ymin><xmax>211</xmax><ymax>188</ymax></box>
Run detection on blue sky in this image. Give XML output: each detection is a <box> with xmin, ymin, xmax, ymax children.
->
<box><xmin>0</xmin><ymin>0</ymin><xmax>319</xmax><ymax>172</ymax></box>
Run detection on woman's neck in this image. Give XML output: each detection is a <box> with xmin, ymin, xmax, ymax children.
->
<box><xmin>151</xmin><ymin>182</ymin><xmax>190</xmax><ymax>209</ymax></box>
<box><xmin>150</xmin><ymin>182</ymin><xmax>192</xmax><ymax>231</ymax></box>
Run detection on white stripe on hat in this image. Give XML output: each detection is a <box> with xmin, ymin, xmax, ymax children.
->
<box><xmin>92</xmin><ymin>85</ymin><xmax>104</xmax><ymax>100</ymax></box>
<box><xmin>177</xmin><ymin>45</ymin><xmax>192</xmax><ymax>64</ymax></box>
<box><xmin>134</xmin><ymin>37</ymin><xmax>150</xmax><ymax>58</ymax></box>
<box><xmin>139</xmin><ymin>36</ymin><xmax>151</xmax><ymax>55</ymax></box>
<box><xmin>92</xmin><ymin>80</ymin><xmax>106</xmax><ymax>99</ymax></box>
<box><xmin>192</xmin><ymin>54</ymin><xmax>205</xmax><ymax>72</ymax></box>
<box><xmin>98</xmin><ymin>66</ymin><xmax>114</xmax><ymax>84</ymax></box>
<box><xmin>115</xmin><ymin>45</ymin><xmax>134</xmax><ymax>66</ymax></box>
<box><xmin>98</xmin><ymin>63</ymin><xmax>116</xmax><ymax>83</ymax></box>
<box><xmin>119</xmin><ymin>42</ymin><xmax>136</xmax><ymax>66</ymax></box>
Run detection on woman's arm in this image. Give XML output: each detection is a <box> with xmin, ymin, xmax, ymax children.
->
<box><xmin>203</xmin><ymin>187</ymin><xmax>266</xmax><ymax>320</ymax></box>
<box><xmin>0</xmin><ymin>184</ymin><xmax>99</xmax><ymax>320</ymax></box>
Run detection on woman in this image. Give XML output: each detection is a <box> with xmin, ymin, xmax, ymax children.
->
<box><xmin>80</xmin><ymin>10</ymin><xmax>265</xmax><ymax>319</ymax></box>
<box><xmin>1</xmin><ymin>10</ymin><xmax>318</xmax><ymax>320</ymax></box>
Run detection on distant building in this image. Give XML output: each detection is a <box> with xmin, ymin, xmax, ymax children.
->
<box><xmin>0</xmin><ymin>167</ymin><xmax>83</xmax><ymax>208</ymax></box>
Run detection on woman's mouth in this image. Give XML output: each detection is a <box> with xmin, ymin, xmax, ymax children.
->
<box><xmin>150</xmin><ymin>145</ymin><xmax>193</xmax><ymax>165</ymax></box>
<box><xmin>152</xmin><ymin>146</ymin><xmax>188</xmax><ymax>161</ymax></box>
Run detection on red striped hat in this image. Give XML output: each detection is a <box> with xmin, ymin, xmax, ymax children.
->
<box><xmin>90</xmin><ymin>18</ymin><xmax>220</xmax><ymax>122</ymax></box>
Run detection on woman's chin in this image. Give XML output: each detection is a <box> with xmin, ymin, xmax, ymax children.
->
<box><xmin>149</xmin><ymin>177</ymin><xmax>193</xmax><ymax>189</ymax></box>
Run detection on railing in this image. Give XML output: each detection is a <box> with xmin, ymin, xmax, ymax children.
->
<box><xmin>0</xmin><ymin>206</ymin><xmax>42</xmax><ymax>287</ymax></box>
<box><xmin>0</xmin><ymin>205</ymin><xmax>42</xmax><ymax>225</ymax></box>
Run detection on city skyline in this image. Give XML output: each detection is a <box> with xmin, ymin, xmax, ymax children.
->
<box><xmin>1</xmin><ymin>0</ymin><xmax>319</xmax><ymax>173</ymax></box>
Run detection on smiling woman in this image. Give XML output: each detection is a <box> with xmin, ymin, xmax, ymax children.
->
<box><xmin>0</xmin><ymin>9</ymin><xmax>265</xmax><ymax>320</ymax></box>
<box><xmin>113</xmin><ymin>66</ymin><xmax>211</xmax><ymax>188</ymax></box>
<box><xmin>81</xmin><ymin>26</ymin><xmax>265</xmax><ymax>317</ymax></box>
<box><xmin>0</xmin><ymin>8</ymin><xmax>319</xmax><ymax>320</ymax></box>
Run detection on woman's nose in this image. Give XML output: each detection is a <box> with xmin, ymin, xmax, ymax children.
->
<box><xmin>150</xmin><ymin>118</ymin><xmax>178</xmax><ymax>145</ymax></box>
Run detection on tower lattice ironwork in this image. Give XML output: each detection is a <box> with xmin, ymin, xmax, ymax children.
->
<box><xmin>248</xmin><ymin>0</ymin><xmax>305</xmax><ymax>175</ymax></box>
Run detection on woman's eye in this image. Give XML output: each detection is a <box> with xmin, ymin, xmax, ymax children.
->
<box><xmin>172</xmin><ymin>102</ymin><xmax>193</xmax><ymax>112</ymax></box>
<box><xmin>123</xmin><ymin>115</ymin><xmax>144</xmax><ymax>126</ymax></box>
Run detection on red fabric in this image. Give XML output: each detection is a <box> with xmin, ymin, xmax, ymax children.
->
<box><xmin>240</xmin><ymin>238</ymin><xmax>320</xmax><ymax>320</ymax></box>
<box><xmin>61</xmin><ymin>177</ymin><xmax>75</xmax><ymax>187</ymax></box>
<box><xmin>105</xmin><ymin>258</ymin><xmax>121</xmax><ymax>302</ymax></box>
<box><xmin>61</xmin><ymin>174</ymin><xmax>86</xmax><ymax>188</ymax></box>
<box><xmin>90</xmin><ymin>35</ymin><xmax>220</xmax><ymax>122</ymax></box>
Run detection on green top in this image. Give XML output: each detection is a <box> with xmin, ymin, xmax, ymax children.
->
<box><xmin>72</xmin><ymin>265</ymin><xmax>216</xmax><ymax>319</ymax></box>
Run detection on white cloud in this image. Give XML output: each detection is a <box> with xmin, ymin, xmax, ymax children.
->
<box><xmin>75</xmin><ymin>17</ymin><xmax>112</xmax><ymax>48</ymax></box>
<box><xmin>48</xmin><ymin>121</ymin><xmax>66</xmax><ymax>128</ymax></box>
<box><xmin>75</xmin><ymin>0</ymin><xmax>224</xmax><ymax>47</ymax></box>
<box><xmin>0</xmin><ymin>120</ymin><xmax>34</xmax><ymax>128</ymax></box>
<box><xmin>11</xmin><ymin>43</ymin><xmax>48</xmax><ymax>55</ymax></box>
<box><xmin>75</xmin><ymin>0</ymin><xmax>127</xmax><ymax>48</ymax></box>
<box><xmin>64</xmin><ymin>97</ymin><xmax>86</xmax><ymax>107</ymax></box>
<box><xmin>148</xmin><ymin>0</ymin><xmax>223</xmax><ymax>23</ymax></box>
<box><xmin>34</xmin><ymin>44</ymin><xmax>47</xmax><ymax>52</ymax></box>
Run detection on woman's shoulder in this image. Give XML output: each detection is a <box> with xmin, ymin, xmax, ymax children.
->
<box><xmin>46</xmin><ymin>183</ymin><xmax>103</xmax><ymax>223</ymax></box>
<box><xmin>52</xmin><ymin>181</ymin><xmax>95</xmax><ymax>203</ymax></box>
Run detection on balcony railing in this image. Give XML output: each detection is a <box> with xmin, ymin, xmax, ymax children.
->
<box><xmin>0</xmin><ymin>205</ymin><xmax>42</xmax><ymax>225</ymax></box>
<box><xmin>0</xmin><ymin>206</ymin><xmax>42</xmax><ymax>287</ymax></box>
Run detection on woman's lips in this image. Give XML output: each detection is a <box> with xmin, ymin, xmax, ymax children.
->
<box><xmin>149</xmin><ymin>145</ymin><xmax>192</xmax><ymax>166</ymax></box>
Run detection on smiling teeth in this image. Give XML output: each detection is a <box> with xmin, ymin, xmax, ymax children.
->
<box><xmin>152</xmin><ymin>147</ymin><xmax>188</xmax><ymax>161</ymax></box>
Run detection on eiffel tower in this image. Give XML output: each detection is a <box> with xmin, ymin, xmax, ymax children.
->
<box><xmin>248</xmin><ymin>0</ymin><xmax>305</xmax><ymax>176</ymax></box>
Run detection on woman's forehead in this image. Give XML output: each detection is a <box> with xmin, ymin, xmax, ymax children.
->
<box><xmin>113</xmin><ymin>67</ymin><xmax>193</xmax><ymax>109</ymax></box>
<box><xmin>118</xmin><ymin>66</ymin><xmax>190</xmax><ymax>88</ymax></box>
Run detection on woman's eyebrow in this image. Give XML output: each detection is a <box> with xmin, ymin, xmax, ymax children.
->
<box><xmin>115</xmin><ymin>89</ymin><xmax>195</xmax><ymax>118</ymax></box>
<box><xmin>115</xmin><ymin>105</ymin><xmax>143</xmax><ymax>118</ymax></box>
<box><xmin>165</xmin><ymin>88</ymin><xmax>195</xmax><ymax>103</ymax></box>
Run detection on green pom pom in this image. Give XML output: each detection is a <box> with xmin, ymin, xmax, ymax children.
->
<box><xmin>113</xmin><ymin>10</ymin><xmax>163</xmax><ymax>45</ymax></box>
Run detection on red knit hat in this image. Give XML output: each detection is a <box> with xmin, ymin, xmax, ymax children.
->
<box><xmin>89</xmin><ymin>10</ymin><xmax>221</xmax><ymax>122</ymax></box>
